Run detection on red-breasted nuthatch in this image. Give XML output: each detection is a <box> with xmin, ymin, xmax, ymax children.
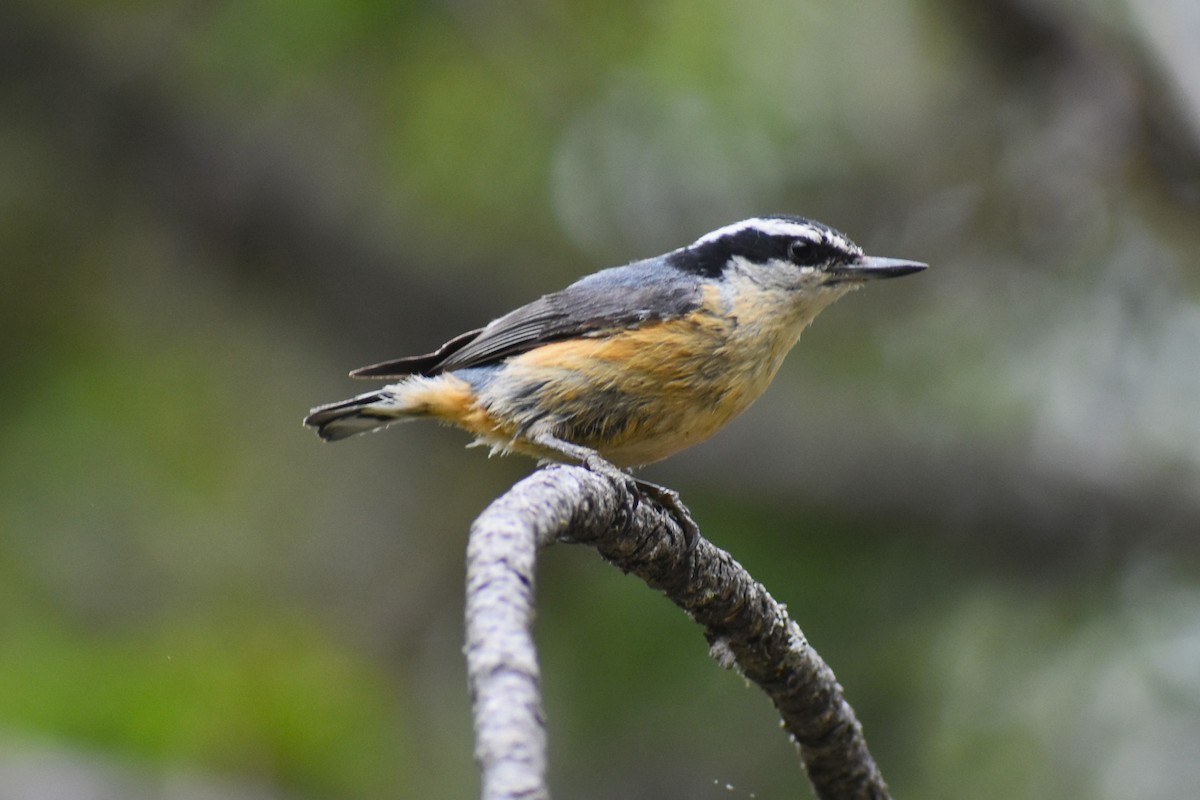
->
<box><xmin>305</xmin><ymin>215</ymin><xmax>925</xmax><ymax>537</ymax></box>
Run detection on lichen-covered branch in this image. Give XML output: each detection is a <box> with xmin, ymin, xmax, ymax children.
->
<box><xmin>465</xmin><ymin>464</ymin><xmax>890</xmax><ymax>800</ymax></box>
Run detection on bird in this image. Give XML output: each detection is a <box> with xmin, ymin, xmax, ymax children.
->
<box><xmin>305</xmin><ymin>215</ymin><xmax>926</xmax><ymax>541</ymax></box>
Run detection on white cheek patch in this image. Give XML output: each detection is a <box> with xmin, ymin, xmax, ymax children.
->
<box><xmin>726</xmin><ymin>256</ymin><xmax>800</xmax><ymax>287</ymax></box>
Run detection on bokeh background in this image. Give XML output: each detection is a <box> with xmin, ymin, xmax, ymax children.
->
<box><xmin>3</xmin><ymin>0</ymin><xmax>1199</xmax><ymax>798</ymax></box>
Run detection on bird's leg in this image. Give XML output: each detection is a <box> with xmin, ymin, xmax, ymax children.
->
<box><xmin>528</xmin><ymin>428</ymin><xmax>640</xmax><ymax>526</ymax></box>
<box><xmin>528</xmin><ymin>428</ymin><xmax>699</xmax><ymax>550</ymax></box>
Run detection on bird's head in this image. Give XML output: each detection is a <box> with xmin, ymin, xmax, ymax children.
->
<box><xmin>674</xmin><ymin>215</ymin><xmax>926</xmax><ymax>295</ymax></box>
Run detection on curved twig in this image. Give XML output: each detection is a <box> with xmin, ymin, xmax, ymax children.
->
<box><xmin>465</xmin><ymin>464</ymin><xmax>890</xmax><ymax>800</ymax></box>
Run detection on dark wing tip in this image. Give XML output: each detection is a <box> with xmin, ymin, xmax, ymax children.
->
<box><xmin>348</xmin><ymin>328</ymin><xmax>484</xmax><ymax>379</ymax></box>
<box><xmin>349</xmin><ymin>359</ymin><xmax>422</xmax><ymax>379</ymax></box>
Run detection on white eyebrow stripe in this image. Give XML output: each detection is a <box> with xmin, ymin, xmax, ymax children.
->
<box><xmin>700</xmin><ymin>215</ymin><xmax>840</xmax><ymax>244</ymax></box>
<box><xmin>693</xmin><ymin>218</ymin><xmax>823</xmax><ymax>245</ymax></box>
<box><xmin>690</xmin><ymin>217</ymin><xmax>865</xmax><ymax>263</ymax></box>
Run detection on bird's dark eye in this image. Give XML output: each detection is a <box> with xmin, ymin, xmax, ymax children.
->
<box><xmin>787</xmin><ymin>240</ymin><xmax>820</xmax><ymax>265</ymax></box>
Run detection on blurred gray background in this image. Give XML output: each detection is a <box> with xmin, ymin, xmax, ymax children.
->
<box><xmin>2</xmin><ymin>0</ymin><xmax>1198</xmax><ymax>798</ymax></box>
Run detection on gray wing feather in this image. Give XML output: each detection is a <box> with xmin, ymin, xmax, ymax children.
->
<box><xmin>351</xmin><ymin>261</ymin><xmax>703</xmax><ymax>378</ymax></box>
<box><xmin>438</xmin><ymin>262</ymin><xmax>702</xmax><ymax>371</ymax></box>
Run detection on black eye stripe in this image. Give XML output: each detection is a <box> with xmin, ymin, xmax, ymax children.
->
<box><xmin>670</xmin><ymin>217</ymin><xmax>861</xmax><ymax>277</ymax></box>
<box><xmin>671</xmin><ymin>229</ymin><xmax>795</xmax><ymax>277</ymax></box>
<box><xmin>787</xmin><ymin>238</ymin><xmax>853</xmax><ymax>266</ymax></box>
<box><xmin>787</xmin><ymin>240</ymin><xmax>819</xmax><ymax>265</ymax></box>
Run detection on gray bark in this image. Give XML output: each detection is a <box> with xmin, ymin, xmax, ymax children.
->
<box><xmin>465</xmin><ymin>465</ymin><xmax>890</xmax><ymax>800</ymax></box>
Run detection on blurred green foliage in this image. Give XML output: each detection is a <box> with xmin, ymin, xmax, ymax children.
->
<box><xmin>0</xmin><ymin>612</ymin><xmax>408</xmax><ymax>797</ymax></box>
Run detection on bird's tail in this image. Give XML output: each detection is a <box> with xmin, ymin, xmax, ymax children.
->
<box><xmin>304</xmin><ymin>388</ymin><xmax>417</xmax><ymax>441</ymax></box>
<box><xmin>304</xmin><ymin>374</ymin><xmax>481</xmax><ymax>442</ymax></box>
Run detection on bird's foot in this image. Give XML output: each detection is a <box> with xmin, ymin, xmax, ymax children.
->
<box><xmin>632</xmin><ymin>477</ymin><xmax>701</xmax><ymax>552</ymax></box>
<box><xmin>581</xmin><ymin>457</ymin><xmax>700</xmax><ymax>550</ymax></box>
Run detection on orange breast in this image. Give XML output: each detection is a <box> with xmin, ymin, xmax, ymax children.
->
<box><xmin>479</xmin><ymin>308</ymin><xmax>773</xmax><ymax>466</ymax></box>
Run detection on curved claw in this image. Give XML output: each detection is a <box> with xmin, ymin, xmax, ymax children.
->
<box><xmin>634</xmin><ymin>479</ymin><xmax>701</xmax><ymax>552</ymax></box>
<box><xmin>533</xmin><ymin>430</ymin><xmax>697</xmax><ymax>550</ymax></box>
<box><xmin>583</xmin><ymin>455</ymin><xmax>640</xmax><ymax>526</ymax></box>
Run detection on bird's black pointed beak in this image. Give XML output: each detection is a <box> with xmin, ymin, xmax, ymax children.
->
<box><xmin>833</xmin><ymin>255</ymin><xmax>928</xmax><ymax>281</ymax></box>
